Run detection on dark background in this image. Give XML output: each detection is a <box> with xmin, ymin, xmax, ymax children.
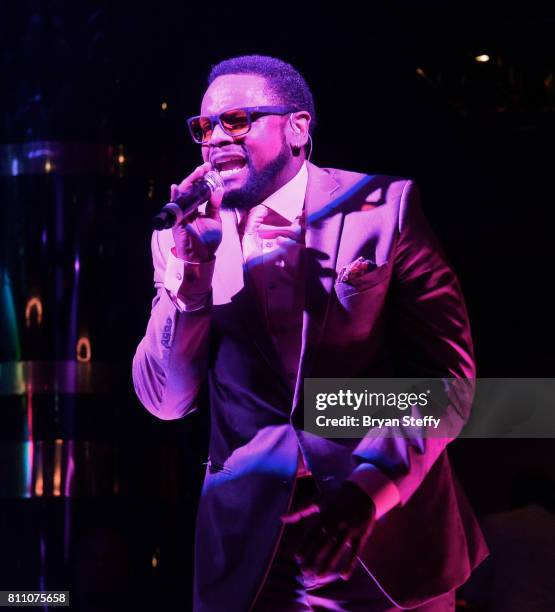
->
<box><xmin>1</xmin><ymin>1</ymin><xmax>553</xmax><ymax>610</ymax></box>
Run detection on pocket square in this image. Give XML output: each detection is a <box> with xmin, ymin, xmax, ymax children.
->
<box><xmin>337</xmin><ymin>257</ymin><xmax>376</xmax><ymax>284</ymax></box>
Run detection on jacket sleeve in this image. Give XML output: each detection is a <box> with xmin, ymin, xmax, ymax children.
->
<box><xmin>132</xmin><ymin>230</ymin><xmax>214</xmax><ymax>420</ymax></box>
<box><xmin>352</xmin><ymin>180</ymin><xmax>476</xmax><ymax>506</ymax></box>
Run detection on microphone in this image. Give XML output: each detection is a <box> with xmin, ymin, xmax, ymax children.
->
<box><xmin>152</xmin><ymin>170</ymin><xmax>224</xmax><ymax>231</ymax></box>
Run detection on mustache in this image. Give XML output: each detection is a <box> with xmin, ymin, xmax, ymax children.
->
<box><xmin>208</xmin><ymin>146</ymin><xmax>250</xmax><ymax>169</ymax></box>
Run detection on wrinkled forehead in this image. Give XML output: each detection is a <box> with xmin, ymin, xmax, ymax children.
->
<box><xmin>200</xmin><ymin>74</ymin><xmax>277</xmax><ymax>116</ymax></box>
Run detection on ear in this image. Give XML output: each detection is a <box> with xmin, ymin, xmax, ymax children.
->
<box><xmin>286</xmin><ymin>111</ymin><xmax>311</xmax><ymax>152</ymax></box>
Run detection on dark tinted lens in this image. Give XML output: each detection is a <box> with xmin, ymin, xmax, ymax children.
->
<box><xmin>190</xmin><ymin>117</ymin><xmax>213</xmax><ymax>143</ymax></box>
<box><xmin>220</xmin><ymin>109</ymin><xmax>250</xmax><ymax>136</ymax></box>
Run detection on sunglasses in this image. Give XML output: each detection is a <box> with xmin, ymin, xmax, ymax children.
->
<box><xmin>187</xmin><ymin>105</ymin><xmax>298</xmax><ymax>144</ymax></box>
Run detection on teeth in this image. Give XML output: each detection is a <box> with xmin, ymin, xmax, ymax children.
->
<box><xmin>219</xmin><ymin>167</ymin><xmax>244</xmax><ymax>177</ymax></box>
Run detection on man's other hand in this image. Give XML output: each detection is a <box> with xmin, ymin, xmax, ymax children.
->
<box><xmin>281</xmin><ymin>481</ymin><xmax>376</xmax><ymax>581</ymax></box>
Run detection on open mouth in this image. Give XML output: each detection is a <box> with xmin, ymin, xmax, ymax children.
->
<box><xmin>213</xmin><ymin>158</ymin><xmax>247</xmax><ymax>178</ymax></box>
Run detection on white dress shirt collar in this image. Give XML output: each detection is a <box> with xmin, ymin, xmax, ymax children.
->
<box><xmin>237</xmin><ymin>161</ymin><xmax>308</xmax><ymax>225</ymax></box>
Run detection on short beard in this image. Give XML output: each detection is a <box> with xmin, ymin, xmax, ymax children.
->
<box><xmin>221</xmin><ymin>141</ymin><xmax>291</xmax><ymax>211</ymax></box>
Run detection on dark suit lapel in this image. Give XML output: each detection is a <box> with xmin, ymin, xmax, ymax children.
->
<box><xmin>292</xmin><ymin>164</ymin><xmax>380</xmax><ymax>410</ymax></box>
<box><xmin>293</xmin><ymin>163</ymin><xmax>343</xmax><ymax>406</ymax></box>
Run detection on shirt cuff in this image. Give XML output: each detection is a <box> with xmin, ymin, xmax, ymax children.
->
<box><xmin>347</xmin><ymin>464</ymin><xmax>401</xmax><ymax>520</ymax></box>
<box><xmin>164</xmin><ymin>250</ymin><xmax>215</xmax><ymax>312</ymax></box>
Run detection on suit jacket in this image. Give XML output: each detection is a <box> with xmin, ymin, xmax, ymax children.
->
<box><xmin>133</xmin><ymin>162</ymin><xmax>488</xmax><ymax>611</ymax></box>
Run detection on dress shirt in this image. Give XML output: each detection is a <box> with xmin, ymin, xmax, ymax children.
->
<box><xmin>163</xmin><ymin>161</ymin><xmax>400</xmax><ymax>519</ymax></box>
<box><xmin>237</xmin><ymin>162</ymin><xmax>307</xmax><ymax>393</ymax></box>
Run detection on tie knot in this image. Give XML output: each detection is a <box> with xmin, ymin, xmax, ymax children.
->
<box><xmin>243</xmin><ymin>204</ymin><xmax>269</xmax><ymax>235</ymax></box>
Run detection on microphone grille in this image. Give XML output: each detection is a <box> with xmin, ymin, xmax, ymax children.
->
<box><xmin>204</xmin><ymin>170</ymin><xmax>225</xmax><ymax>192</ymax></box>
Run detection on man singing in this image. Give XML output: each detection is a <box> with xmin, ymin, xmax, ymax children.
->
<box><xmin>133</xmin><ymin>55</ymin><xmax>488</xmax><ymax>611</ymax></box>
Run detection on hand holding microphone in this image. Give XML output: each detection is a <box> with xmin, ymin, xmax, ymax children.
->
<box><xmin>155</xmin><ymin>162</ymin><xmax>225</xmax><ymax>263</ymax></box>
